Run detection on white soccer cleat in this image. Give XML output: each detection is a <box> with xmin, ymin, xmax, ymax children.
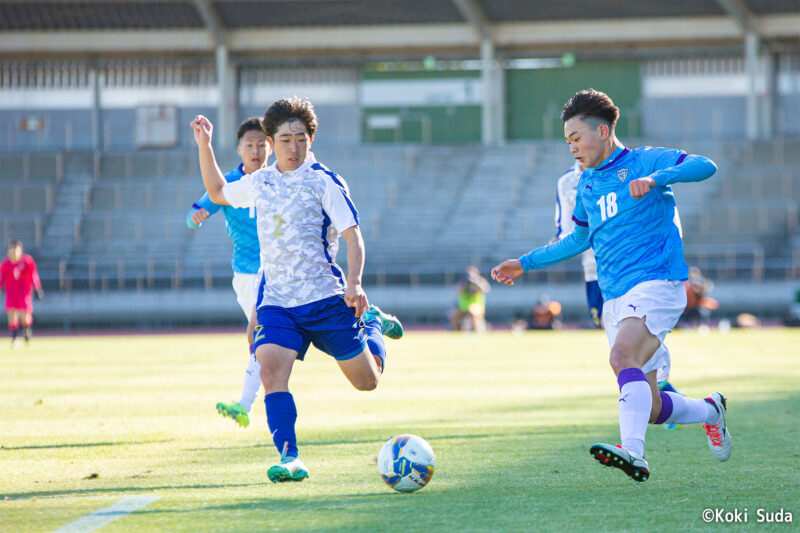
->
<box><xmin>590</xmin><ymin>443</ymin><xmax>650</xmax><ymax>482</ymax></box>
<box><xmin>267</xmin><ymin>457</ymin><xmax>309</xmax><ymax>483</ymax></box>
<box><xmin>702</xmin><ymin>392</ymin><xmax>732</xmax><ymax>462</ymax></box>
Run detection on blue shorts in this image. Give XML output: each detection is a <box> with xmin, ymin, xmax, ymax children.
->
<box><xmin>253</xmin><ymin>294</ymin><xmax>367</xmax><ymax>361</ymax></box>
<box><xmin>586</xmin><ymin>280</ymin><xmax>604</xmax><ymax>326</ymax></box>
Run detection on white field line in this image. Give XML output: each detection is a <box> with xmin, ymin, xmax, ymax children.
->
<box><xmin>52</xmin><ymin>495</ymin><xmax>161</xmax><ymax>533</ymax></box>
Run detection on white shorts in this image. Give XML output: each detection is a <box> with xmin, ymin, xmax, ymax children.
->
<box><xmin>602</xmin><ymin>279</ymin><xmax>687</xmax><ymax>382</ymax></box>
<box><xmin>232</xmin><ymin>272</ymin><xmax>261</xmax><ymax>319</ymax></box>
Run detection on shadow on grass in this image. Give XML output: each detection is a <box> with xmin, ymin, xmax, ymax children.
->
<box><xmin>186</xmin><ymin>432</ymin><xmax>495</xmax><ymax>452</ymax></box>
<box><xmin>1</xmin><ymin>439</ymin><xmax>173</xmax><ymax>451</ymax></box>
<box><xmin>2</xmin><ymin>482</ymin><xmax>263</xmax><ymax>501</ymax></box>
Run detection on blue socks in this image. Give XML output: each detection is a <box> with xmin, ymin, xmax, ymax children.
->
<box><xmin>264</xmin><ymin>391</ymin><xmax>298</xmax><ymax>459</ymax></box>
<box><xmin>364</xmin><ymin>318</ymin><xmax>386</xmax><ymax>372</ymax></box>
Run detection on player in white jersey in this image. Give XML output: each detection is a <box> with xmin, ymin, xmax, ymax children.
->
<box><xmin>191</xmin><ymin>97</ymin><xmax>403</xmax><ymax>483</ymax></box>
<box><xmin>553</xmin><ymin>161</ymin><xmax>603</xmax><ymax>326</ymax></box>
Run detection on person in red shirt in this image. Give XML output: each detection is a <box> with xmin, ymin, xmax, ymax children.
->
<box><xmin>0</xmin><ymin>240</ymin><xmax>43</xmax><ymax>347</ymax></box>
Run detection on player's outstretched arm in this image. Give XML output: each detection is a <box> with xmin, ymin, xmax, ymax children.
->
<box><xmin>341</xmin><ymin>226</ymin><xmax>369</xmax><ymax>318</ymax></box>
<box><xmin>191</xmin><ymin>115</ymin><xmax>229</xmax><ymax>205</ymax></box>
<box><xmin>632</xmin><ymin>154</ymin><xmax>717</xmax><ymax>199</ymax></box>
<box><xmin>494</xmin><ymin>224</ymin><xmax>591</xmax><ymax>286</ymax></box>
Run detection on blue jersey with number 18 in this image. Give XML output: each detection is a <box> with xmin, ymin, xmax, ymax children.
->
<box><xmin>571</xmin><ymin>146</ymin><xmax>692</xmax><ymax>300</ymax></box>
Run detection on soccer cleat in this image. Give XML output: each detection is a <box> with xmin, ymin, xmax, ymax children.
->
<box><xmin>216</xmin><ymin>401</ymin><xmax>250</xmax><ymax>428</ymax></box>
<box><xmin>664</xmin><ymin>423</ymin><xmax>682</xmax><ymax>430</ymax></box>
<box><xmin>362</xmin><ymin>304</ymin><xmax>404</xmax><ymax>339</ymax></box>
<box><xmin>267</xmin><ymin>457</ymin><xmax>309</xmax><ymax>483</ymax></box>
<box><xmin>702</xmin><ymin>392</ymin><xmax>732</xmax><ymax>462</ymax></box>
<box><xmin>590</xmin><ymin>443</ymin><xmax>650</xmax><ymax>482</ymax></box>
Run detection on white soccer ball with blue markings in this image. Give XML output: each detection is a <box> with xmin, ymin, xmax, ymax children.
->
<box><xmin>377</xmin><ymin>434</ymin><xmax>435</xmax><ymax>492</ymax></box>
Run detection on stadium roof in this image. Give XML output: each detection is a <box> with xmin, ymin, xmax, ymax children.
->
<box><xmin>1</xmin><ymin>0</ymin><xmax>799</xmax><ymax>59</ymax></box>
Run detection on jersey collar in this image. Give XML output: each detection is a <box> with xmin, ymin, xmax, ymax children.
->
<box><xmin>595</xmin><ymin>146</ymin><xmax>629</xmax><ymax>171</ymax></box>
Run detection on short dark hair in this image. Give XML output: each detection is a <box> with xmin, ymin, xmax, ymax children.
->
<box><xmin>561</xmin><ymin>89</ymin><xmax>619</xmax><ymax>129</ymax></box>
<box><xmin>237</xmin><ymin>117</ymin><xmax>264</xmax><ymax>141</ymax></box>
<box><xmin>7</xmin><ymin>239</ymin><xmax>22</xmax><ymax>249</ymax></box>
<box><xmin>262</xmin><ymin>97</ymin><xmax>318</xmax><ymax>139</ymax></box>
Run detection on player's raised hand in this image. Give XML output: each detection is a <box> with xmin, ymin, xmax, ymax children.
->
<box><xmin>491</xmin><ymin>259</ymin><xmax>524</xmax><ymax>286</ymax></box>
<box><xmin>345</xmin><ymin>283</ymin><xmax>369</xmax><ymax>318</ymax></box>
<box><xmin>191</xmin><ymin>208</ymin><xmax>210</xmax><ymax>226</ymax></box>
<box><xmin>630</xmin><ymin>176</ymin><xmax>656</xmax><ymax>199</ymax></box>
<box><xmin>191</xmin><ymin>115</ymin><xmax>213</xmax><ymax>146</ymax></box>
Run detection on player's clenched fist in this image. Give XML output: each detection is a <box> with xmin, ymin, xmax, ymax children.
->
<box><xmin>629</xmin><ymin>176</ymin><xmax>656</xmax><ymax>199</ymax></box>
<box><xmin>345</xmin><ymin>283</ymin><xmax>369</xmax><ymax>318</ymax></box>
<box><xmin>191</xmin><ymin>115</ymin><xmax>213</xmax><ymax>146</ymax></box>
<box><xmin>491</xmin><ymin>259</ymin><xmax>524</xmax><ymax>286</ymax></box>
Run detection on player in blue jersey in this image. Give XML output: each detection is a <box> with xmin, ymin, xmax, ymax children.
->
<box><xmin>492</xmin><ymin>89</ymin><xmax>731</xmax><ymax>482</ymax></box>
<box><xmin>187</xmin><ymin>117</ymin><xmax>267</xmax><ymax>429</ymax></box>
<box><xmin>192</xmin><ymin>97</ymin><xmax>403</xmax><ymax>483</ymax></box>
<box><xmin>554</xmin><ymin>158</ymin><xmax>684</xmax><ymax>430</ymax></box>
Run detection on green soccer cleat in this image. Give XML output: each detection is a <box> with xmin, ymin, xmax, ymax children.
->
<box><xmin>216</xmin><ymin>401</ymin><xmax>250</xmax><ymax>428</ymax></box>
<box><xmin>362</xmin><ymin>304</ymin><xmax>404</xmax><ymax>339</ymax></box>
<box><xmin>267</xmin><ymin>457</ymin><xmax>309</xmax><ymax>483</ymax></box>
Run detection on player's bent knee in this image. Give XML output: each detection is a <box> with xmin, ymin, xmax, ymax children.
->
<box><xmin>354</xmin><ymin>378</ymin><xmax>379</xmax><ymax>391</ymax></box>
<box><xmin>608</xmin><ymin>345</ymin><xmax>635</xmax><ymax>373</ymax></box>
<box><xmin>348</xmin><ymin>368</ymin><xmax>380</xmax><ymax>391</ymax></box>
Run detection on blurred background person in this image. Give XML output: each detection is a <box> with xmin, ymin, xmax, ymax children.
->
<box><xmin>681</xmin><ymin>266</ymin><xmax>718</xmax><ymax>328</ymax></box>
<box><xmin>450</xmin><ymin>266</ymin><xmax>490</xmax><ymax>333</ymax></box>
<box><xmin>0</xmin><ymin>240</ymin><xmax>42</xmax><ymax>348</ymax></box>
<box><xmin>529</xmin><ymin>295</ymin><xmax>563</xmax><ymax>330</ymax></box>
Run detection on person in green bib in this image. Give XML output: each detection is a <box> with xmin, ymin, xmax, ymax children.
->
<box><xmin>450</xmin><ymin>266</ymin><xmax>490</xmax><ymax>333</ymax></box>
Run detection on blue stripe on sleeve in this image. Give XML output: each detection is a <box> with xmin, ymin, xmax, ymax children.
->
<box><xmin>320</xmin><ymin>209</ymin><xmax>346</xmax><ymax>288</ymax></box>
<box><xmin>311</xmin><ymin>163</ymin><xmax>359</xmax><ymax>224</ymax></box>
<box><xmin>554</xmin><ymin>188</ymin><xmax>563</xmax><ymax>238</ymax></box>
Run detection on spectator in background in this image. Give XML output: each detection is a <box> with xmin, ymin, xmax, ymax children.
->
<box><xmin>681</xmin><ymin>266</ymin><xmax>718</xmax><ymax>328</ymax></box>
<box><xmin>0</xmin><ymin>240</ymin><xmax>42</xmax><ymax>348</ymax></box>
<box><xmin>450</xmin><ymin>266</ymin><xmax>490</xmax><ymax>333</ymax></box>
<box><xmin>529</xmin><ymin>296</ymin><xmax>563</xmax><ymax>330</ymax></box>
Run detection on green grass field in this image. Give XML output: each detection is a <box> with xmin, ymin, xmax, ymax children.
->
<box><xmin>2</xmin><ymin>329</ymin><xmax>799</xmax><ymax>532</ymax></box>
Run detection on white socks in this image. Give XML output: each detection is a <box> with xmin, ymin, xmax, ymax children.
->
<box><xmin>617</xmin><ymin>368</ymin><xmax>651</xmax><ymax>457</ymax></box>
<box><xmin>660</xmin><ymin>392</ymin><xmax>718</xmax><ymax>425</ymax></box>
<box><xmin>238</xmin><ymin>350</ymin><xmax>262</xmax><ymax>412</ymax></box>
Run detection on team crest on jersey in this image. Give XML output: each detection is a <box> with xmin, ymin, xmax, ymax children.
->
<box><xmin>616</xmin><ymin>168</ymin><xmax>629</xmax><ymax>182</ymax></box>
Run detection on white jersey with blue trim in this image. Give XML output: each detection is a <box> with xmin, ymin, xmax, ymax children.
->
<box><xmin>555</xmin><ymin>161</ymin><xmax>598</xmax><ymax>282</ymax></box>
<box><xmin>221</xmin><ymin>152</ymin><xmax>359</xmax><ymax>309</ymax></box>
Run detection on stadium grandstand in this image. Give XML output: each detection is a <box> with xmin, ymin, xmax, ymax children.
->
<box><xmin>1</xmin><ymin>0</ymin><xmax>799</xmax><ymax>327</ymax></box>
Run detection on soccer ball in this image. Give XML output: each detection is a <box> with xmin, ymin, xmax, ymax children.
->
<box><xmin>377</xmin><ymin>434</ymin><xmax>435</xmax><ymax>492</ymax></box>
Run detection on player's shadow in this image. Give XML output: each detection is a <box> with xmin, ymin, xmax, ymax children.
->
<box><xmin>1</xmin><ymin>439</ymin><xmax>172</xmax><ymax>451</ymax></box>
<box><xmin>3</xmin><ymin>482</ymin><xmax>262</xmax><ymax>501</ymax></box>
<box><xmin>186</xmin><ymin>432</ymin><xmax>493</xmax><ymax>452</ymax></box>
